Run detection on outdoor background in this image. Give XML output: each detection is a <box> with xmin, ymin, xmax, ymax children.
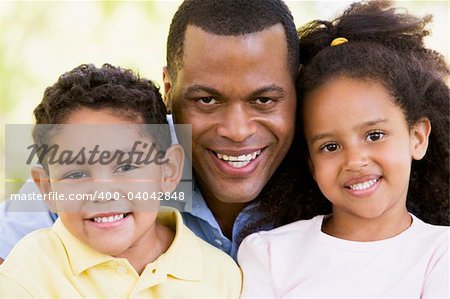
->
<box><xmin>1</xmin><ymin>1</ymin><xmax>448</xmax><ymax>201</ymax></box>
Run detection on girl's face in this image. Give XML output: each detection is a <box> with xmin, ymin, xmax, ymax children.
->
<box><xmin>303</xmin><ymin>76</ymin><xmax>430</xmax><ymax>223</ymax></box>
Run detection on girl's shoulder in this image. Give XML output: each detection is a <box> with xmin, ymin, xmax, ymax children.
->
<box><xmin>242</xmin><ymin>215</ymin><xmax>326</xmax><ymax>248</ymax></box>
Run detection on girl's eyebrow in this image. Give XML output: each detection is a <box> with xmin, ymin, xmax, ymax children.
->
<box><xmin>309</xmin><ymin>118</ymin><xmax>388</xmax><ymax>144</ymax></box>
<box><xmin>357</xmin><ymin>118</ymin><xmax>388</xmax><ymax>129</ymax></box>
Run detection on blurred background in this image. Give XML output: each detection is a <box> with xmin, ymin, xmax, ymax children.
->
<box><xmin>1</xmin><ymin>0</ymin><xmax>448</xmax><ymax>201</ymax></box>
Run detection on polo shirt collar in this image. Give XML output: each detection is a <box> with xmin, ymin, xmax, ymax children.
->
<box><xmin>153</xmin><ymin>207</ymin><xmax>203</xmax><ymax>281</ymax></box>
<box><xmin>52</xmin><ymin>208</ymin><xmax>204</xmax><ymax>281</ymax></box>
<box><xmin>52</xmin><ymin>218</ymin><xmax>114</xmax><ymax>275</ymax></box>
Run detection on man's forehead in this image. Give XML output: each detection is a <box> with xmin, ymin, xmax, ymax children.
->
<box><xmin>183</xmin><ymin>23</ymin><xmax>286</xmax><ymax>43</ymax></box>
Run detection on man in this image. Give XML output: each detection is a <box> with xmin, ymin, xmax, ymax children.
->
<box><xmin>0</xmin><ymin>0</ymin><xmax>302</xmax><ymax>263</ymax></box>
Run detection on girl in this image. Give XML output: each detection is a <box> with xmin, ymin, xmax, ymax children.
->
<box><xmin>238</xmin><ymin>1</ymin><xmax>449</xmax><ymax>298</ymax></box>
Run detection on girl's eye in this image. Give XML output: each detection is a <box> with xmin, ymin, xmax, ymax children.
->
<box><xmin>116</xmin><ymin>164</ymin><xmax>138</xmax><ymax>173</ymax></box>
<box><xmin>366</xmin><ymin>131</ymin><xmax>385</xmax><ymax>142</ymax></box>
<box><xmin>198</xmin><ymin>97</ymin><xmax>218</xmax><ymax>105</ymax></box>
<box><xmin>320</xmin><ymin>143</ymin><xmax>340</xmax><ymax>152</ymax></box>
<box><xmin>63</xmin><ymin>172</ymin><xmax>88</xmax><ymax>180</ymax></box>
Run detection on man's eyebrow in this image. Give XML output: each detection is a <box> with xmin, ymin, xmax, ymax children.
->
<box><xmin>184</xmin><ymin>84</ymin><xmax>285</xmax><ymax>98</ymax></box>
<box><xmin>184</xmin><ymin>85</ymin><xmax>221</xmax><ymax>97</ymax></box>
<box><xmin>249</xmin><ymin>84</ymin><xmax>285</xmax><ymax>98</ymax></box>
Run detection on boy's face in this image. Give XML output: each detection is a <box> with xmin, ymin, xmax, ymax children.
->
<box><xmin>32</xmin><ymin>108</ymin><xmax>183</xmax><ymax>257</ymax></box>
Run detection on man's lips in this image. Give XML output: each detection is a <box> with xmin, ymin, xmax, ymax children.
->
<box><xmin>211</xmin><ymin>148</ymin><xmax>264</xmax><ymax>168</ymax></box>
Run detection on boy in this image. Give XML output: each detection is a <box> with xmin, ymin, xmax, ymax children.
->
<box><xmin>0</xmin><ymin>64</ymin><xmax>241</xmax><ymax>298</ymax></box>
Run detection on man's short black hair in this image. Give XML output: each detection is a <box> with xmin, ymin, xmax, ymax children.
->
<box><xmin>167</xmin><ymin>0</ymin><xmax>299</xmax><ymax>80</ymax></box>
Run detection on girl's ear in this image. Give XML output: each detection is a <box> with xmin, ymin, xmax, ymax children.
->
<box><xmin>161</xmin><ymin>144</ymin><xmax>185</xmax><ymax>193</ymax></box>
<box><xmin>31</xmin><ymin>166</ymin><xmax>57</xmax><ymax>212</ymax></box>
<box><xmin>410</xmin><ymin>117</ymin><xmax>431</xmax><ymax>160</ymax></box>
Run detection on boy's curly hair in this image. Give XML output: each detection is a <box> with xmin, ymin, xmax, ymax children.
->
<box><xmin>32</xmin><ymin>64</ymin><xmax>171</xmax><ymax>171</ymax></box>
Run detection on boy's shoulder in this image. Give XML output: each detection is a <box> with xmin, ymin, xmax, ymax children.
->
<box><xmin>0</xmin><ymin>225</ymin><xmax>68</xmax><ymax>281</ymax></box>
<box><xmin>159</xmin><ymin>207</ymin><xmax>239</xmax><ymax>273</ymax></box>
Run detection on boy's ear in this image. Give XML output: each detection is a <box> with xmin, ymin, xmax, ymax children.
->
<box><xmin>410</xmin><ymin>117</ymin><xmax>431</xmax><ymax>160</ymax></box>
<box><xmin>162</xmin><ymin>66</ymin><xmax>173</xmax><ymax>113</ymax></box>
<box><xmin>31</xmin><ymin>166</ymin><xmax>57</xmax><ymax>212</ymax></box>
<box><xmin>161</xmin><ymin>144</ymin><xmax>185</xmax><ymax>193</ymax></box>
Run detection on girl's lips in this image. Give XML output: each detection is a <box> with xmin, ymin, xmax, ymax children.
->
<box><xmin>344</xmin><ymin>177</ymin><xmax>382</xmax><ymax>197</ymax></box>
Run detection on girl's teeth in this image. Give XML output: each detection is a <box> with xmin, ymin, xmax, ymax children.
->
<box><xmin>348</xmin><ymin>179</ymin><xmax>378</xmax><ymax>191</ymax></box>
<box><xmin>93</xmin><ymin>213</ymin><xmax>125</xmax><ymax>223</ymax></box>
<box><xmin>216</xmin><ymin>150</ymin><xmax>261</xmax><ymax>168</ymax></box>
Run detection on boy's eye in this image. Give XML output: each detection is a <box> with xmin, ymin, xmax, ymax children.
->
<box><xmin>63</xmin><ymin>171</ymin><xmax>88</xmax><ymax>180</ymax></box>
<box><xmin>320</xmin><ymin>143</ymin><xmax>340</xmax><ymax>152</ymax></box>
<box><xmin>115</xmin><ymin>164</ymin><xmax>138</xmax><ymax>173</ymax></box>
<box><xmin>366</xmin><ymin>131</ymin><xmax>385</xmax><ymax>142</ymax></box>
<box><xmin>198</xmin><ymin>97</ymin><xmax>218</xmax><ymax>105</ymax></box>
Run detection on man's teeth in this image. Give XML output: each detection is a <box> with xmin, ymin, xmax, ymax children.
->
<box><xmin>93</xmin><ymin>213</ymin><xmax>125</xmax><ymax>223</ymax></box>
<box><xmin>217</xmin><ymin>150</ymin><xmax>261</xmax><ymax>168</ymax></box>
<box><xmin>348</xmin><ymin>179</ymin><xmax>378</xmax><ymax>191</ymax></box>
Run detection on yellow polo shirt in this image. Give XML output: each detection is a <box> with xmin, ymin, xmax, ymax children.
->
<box><xmin>0</xmin><ymin>207</ymin><xmax>241</xmax><ymax>298</ymax></box>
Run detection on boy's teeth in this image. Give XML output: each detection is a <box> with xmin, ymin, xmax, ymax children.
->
<box><xmin>216</xmin><ymin>150</ymin><xmax>261</xmax><ymax>168</ymax></box>
<box><xmin>93</xmin><ymin>213</ymin><xmax>125</xmax><ymax>223</ymax></box>
<box><xmin>348</xmin><ymin>179</ymin><xmax>378</xmax><ymax>191</ymax></box>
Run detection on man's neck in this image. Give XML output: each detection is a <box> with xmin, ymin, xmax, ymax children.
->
<box><xmin>198</xmin><ymin>185</ymin><xmax>248</xmax><ymax>239</ymax></box>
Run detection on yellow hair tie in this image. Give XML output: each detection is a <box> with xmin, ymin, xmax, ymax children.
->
<box><xmin>330</xmin><ymin>37</ymin><xmax>348</xmax><ymax>47</ymax></box>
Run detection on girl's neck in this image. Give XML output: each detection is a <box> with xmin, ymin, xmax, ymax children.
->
<box><xmin>322</xmin><ymin>208</ymin><xmax>412</xmax><ymax>242</ymax></box>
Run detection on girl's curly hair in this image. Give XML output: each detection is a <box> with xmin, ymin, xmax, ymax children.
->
<box><xmin>296</xmin><ymin>0</ymin><xmax>449</xmax><ymax>225</ymax></box>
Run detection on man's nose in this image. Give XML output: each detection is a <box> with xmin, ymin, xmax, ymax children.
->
<box><xmin>216</xmin><ymin>104</ymin><xmax>257</xmax><ymax>143</ymax></box>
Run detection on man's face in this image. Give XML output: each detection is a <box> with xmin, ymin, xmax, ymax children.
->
<box><xmin>164</xmin><ymin>24</ymin><xmax>296</xmax><ymax>204</ymax></box>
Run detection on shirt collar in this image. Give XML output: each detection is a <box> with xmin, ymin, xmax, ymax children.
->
<box><xmin>52</xmin><ymin>208</ymin><xmax>204</xmax><ymax>281</ymax></box>
<box><xmin>152</xmin><ymin>207</ymin><xmax>203</xmax><ymax>281</ymax></box>
<box><xmin>52</xmin><ymin>218</ymin><xmax>114</xmax><ymax>275</ymax></box>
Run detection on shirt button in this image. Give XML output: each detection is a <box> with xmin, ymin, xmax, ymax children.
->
<box><xmin>117</xmin><ymin>266</ymin><xmax>127</xmax><ymax>275</ymax></box>
<box><xmin>214</xmin><ymin>239</ymin><xmax>223</xmax><ymax>247</ymax></box>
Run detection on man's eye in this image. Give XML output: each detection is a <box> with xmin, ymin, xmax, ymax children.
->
<box><xmin>198</xmin><ymin>97</ymin><xmax>218</xmax><ymax>105</ymax></box>
<box><xmin>366</xmin><ymin>131</ymin><xmax>385</xmax><ymax>142</ymax></box>
<box><xmin>63</xmin><ymin>172</ymin><xmax>88</xmax><ymax>180</ymax></box>
<box><xmin>116</xmin><ymin>164</ymin><xmax>138</xmax><ymax>173</ymax></box>
<box><xmin>254</xmin><ymin>97</ymin><xmax>273</xmax><ymax>104</ymax></box>
<box><xmin>320</xmin><ymin>143</ymin><xmax>340</xmax><ymax>152</ymax></box>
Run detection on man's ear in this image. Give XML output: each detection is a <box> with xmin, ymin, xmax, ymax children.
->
<box><xmin>410</xmin><ymin>117</ymin><xmax>431</xmax><ymax>160</ymax></box>
<box><xmin>161</xmin><ymin>144</ymin><xmax>185</xmax><ymax>193</ymax></box>
<box><xmin>162</xmin><ymin>66</ymin><xmax>173</xmax><ymax>113</ymax></box>
<box><xmin>31</xmin><ymin>166</ymin><xmax>56</xmax><ymax>212</ymax></box>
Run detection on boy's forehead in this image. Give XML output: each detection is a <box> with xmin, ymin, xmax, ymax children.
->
<box><xmin>48</xmin><ymin>124</ymin><xmax>155</xmax><ymax>149</ymax></box>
